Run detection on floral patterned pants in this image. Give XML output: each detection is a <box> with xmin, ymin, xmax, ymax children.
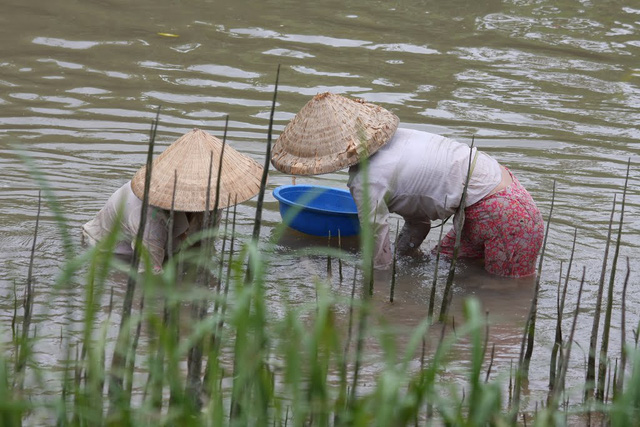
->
<box><xmin>439</xmin><ymin>170</ymin><xmax>544</xmax><ymax>278</ymax></box>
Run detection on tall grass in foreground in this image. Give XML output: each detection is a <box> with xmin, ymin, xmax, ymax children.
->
<box><xmin>6</xmin><ymin>79</ymin><xmax>638</xmax><ymax>424</ymax></box>
<box><xmin>7</xmin><ymin>209</ymin><xmax>640</xmax><ymax>427</ymax></box>
<box><xmin>3</xmin><ymin>224</ymin><xmax>517</xmax><ymax>426</ymax></box>
<box><xmin>8</xmin><ymin>158</ymin><xmax>639</xmax><ymax>427</ymax></box>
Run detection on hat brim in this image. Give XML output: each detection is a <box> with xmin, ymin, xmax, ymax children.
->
<box><xmin>271</xmin><ymin>92</ymin><xmax>398</xmax><ymax>175</ymax></box>
<box><xmin>131</xmin><ymin>129</ymin><xmax>264</xmax><ymax>211</ymax></box>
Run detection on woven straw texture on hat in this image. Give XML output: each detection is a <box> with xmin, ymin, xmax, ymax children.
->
<box><xmin>271</xmin><ymin>92</ymin><xmax>399</xmax><ymax>175</ymax></box>
<box><xmin>131</xmin><ymin>128</ymin><xmax>263</xmax><ymax>212</ymax></box>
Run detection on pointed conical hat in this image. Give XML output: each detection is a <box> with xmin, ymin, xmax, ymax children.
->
<box><xmin>271</xmin><ymin>92</ymin><xmax>398</xmax><ymax>175</ymax></box>
<box><xmin>131</xmin><ymin>128</ymin><xmax>263</xmax><ymax>211</ymax></box>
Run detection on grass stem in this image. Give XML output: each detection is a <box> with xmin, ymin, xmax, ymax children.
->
<box><xmin>585</xmin><ymin>193</ymin><xmax>617</xmax><ymax>401</ymax></box>
<box><xmin>108</xmin><ymin>107</ymin><xmax>159</xmax><ymax>410</ymax></box>
<box><xmin>439</xmin><ymin>140</ymin><xmax>475</xmax><ymax>323</ymax></box>
<box><xmin>615</xmin><ymin>257</ymin><xmax>631</xmax><ymax>398</ymax></box>
<box><xmin>16</xmin><ymin>191</ymin><xmax>41</xmax><ymax>391</ymax></box>
<box><xmin>390</xmin><ymin>219</ymin><xmax>399</xmax><ymax>303</ymax></box>
<box><xmin>596</xmin><ymin>159</ymin><xmax>630</xmax><ymax>400</ymax></box>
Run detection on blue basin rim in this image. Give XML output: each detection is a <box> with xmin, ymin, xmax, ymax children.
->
<box><xmin>273</xmin><ymin>185</ymin><xmax>358</xmax><ymax>216</ymax></box>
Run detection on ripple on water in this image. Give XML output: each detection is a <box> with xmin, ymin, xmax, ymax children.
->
<box><xmin>32</xmin><ymin>37</ymin><xmax>130</xmax><ymax>50</ymax></box>
<box><xmin>66</xmin><ymin>87</ymin><xmax>111</xmax><ymax>95</ymax></box>
<box><xmin>1</xmin><ymin>0</ymin><xmax>639</xmax><ymax>412</ymax></box>
<box><xmin>263</xmin><ymin>48</ymin><xmax>315</xmax><ymax>58</ymax></box>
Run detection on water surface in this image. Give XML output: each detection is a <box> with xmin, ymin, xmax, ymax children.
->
<box><xmin>1</xmin><ymin>0</ymin><xmax>639</xmax><ymax>415</ymax></box>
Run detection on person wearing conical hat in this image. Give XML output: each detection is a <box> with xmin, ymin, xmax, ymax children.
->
<box><xmin>82</xmin><ymin>128</ymin><xmax>263</xmax><ymax>272</ymax></box>
<box><xmin>272</xmin><ymin>93</ymin><xmax>544</xmax><ymax>278</ymax></box>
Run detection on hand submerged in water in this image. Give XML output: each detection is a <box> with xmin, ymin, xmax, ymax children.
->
<box><xmin>397</xmin><ymin>246</ymin><xmax>430</xmax><ymax>264</ymax></box>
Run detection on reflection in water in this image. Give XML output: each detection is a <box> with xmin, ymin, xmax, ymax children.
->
<box><xmin>1</xmin><ymin>0</ymin><xmax>639</xmax><ymax>413</ymax></box>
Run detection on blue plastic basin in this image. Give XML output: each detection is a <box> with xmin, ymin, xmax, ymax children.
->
<box><xmin>273</xmin><ymin>185</ymin><xmax>360</xmax><ymax>237</ymax></box>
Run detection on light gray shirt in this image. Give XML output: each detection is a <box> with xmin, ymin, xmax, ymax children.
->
<box><xmin>348</xmin><ymin>128</ymin><xmax>502</xmax><ymax>269</ymax></box>
<box><xmin>82</xmin><ymin>181</ymin><xmax>189</xmax><ymax>269</ymax></box>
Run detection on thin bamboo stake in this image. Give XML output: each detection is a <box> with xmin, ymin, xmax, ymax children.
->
<box><xmin>367</xmin><ymin>202</ymin><xmax>379</xmax><ymax>297</ymax></box>
<box><xmin>127</xmin><ymin>175</ymin><xmax>164</xmax><ymax>402</ymax></box>
<box><xmin>513</xmin><ymin>179</ymin><xmax>556</xmax><ymax>420</ymax></box>
<box><xmin>390</xmin><ymin>219</ymin><xmax>399</xmax><ymax>303</ymax></box>
<box><xmin>349</xmin><ymin>268</ymin><xmax>368</xmax><ymax>409</ymax></box>
<box><xmin>439</xmin><ymin>141</ymin><xmax>475</xmax><ymax>323</ymax></box>
<box><xmin>550</xmin><ymin>228</ymin><xmax>577</xmax><ymax>393</ymax></box>
<box><xmin>211</xmin><ymin>116</ymin><xmax>228</xmax><ymax>227</ymax></box>
<box><xmin>428</xmin><ymin>215</ymin><xmax>446</xmax><ymax>320</ymax></box>
<box><xmin>338</xmin><ymin>230</ymin><xmax>343</xmax><ymax>282</ymax></box>
<box><xmin>196</xmin><ymin>120</ymin><xmax>229</xmax><ymax>396</ymax></box>
<box><xmin>166</xmin><ymin>171</ymin><xmax>183</xmax><ymax>410</ymax></box>
<box><xmin>148</xmin><ymin>303</ymin><xmax>168</xmax><ymax>409</ymax></box>
<box><xmin>98</xmin><ymin>290</ymin><xmax>113</xmax><ymax>409</ymax></box>
<box><xmin>606</xmin><ymin>359</ymin><xmax>615</xmax><ymax>403</ymax></box>
<box><xmin>125</xmin><ymin>296</ymin><xmax>145</xmax><ymax>398</ymax></box>
<box><xmin>597</xmin><ymin>159</ymin><xmax>630</xmax><ymax>400</ymax></box>
<box><xmin>550</xmin><ymin>260</ymin><xmax>564</xmax><ymax>390</ymax></box>
<box><xmin>485</xmin><ymin>343</ymin><xmax>496</xmax><ymax>383</ymax></box>
<box><xmin>615</xmin><ymin>257</ymin><xmax>631</xmax><ymax>398</ymax></box>
<box><xmin>202</xmin><ymin>134</ymin><xmax>234</xmax><ymax>387</ymax></box>
<box><xmin>206</xmin><ymin>197</ymin><xmax>238</xmax><ymax>399</ymax></box>
<box><xmin>11</xmin><ymin>280</ymin><xmax>18</xmax><ymax>342</ymax></box>
<box><xmin>508</xmin><ymin>359</ymin><xmax>513</xmax><ymax>408</ymax></box>
<box><xmin>108</xmin><ymin>107</ymin><xmax>159</xmax><ymax>408</ymax></box>
<box><xmin>483</xmin><ymin>310</ymin><xmax>490</xmax><ymax>360</ymax></box>
<box><xmin>205</xmin><ymin>192</ymin><xmax>232</xmax><ymax>356</ymax></box>
<box><xmin>74</xmin><ymin>344</ymin><xmax>81</xmax><ymax>389</ymax></box>
<box><xmin>16</xmin><ymin>191</ymin><xmax>41</xmax><ymax>391</ymax></box>
<box><xmin>244</xmin><ymin>66</ymin><xmax>279</xmax><ymax>284</ymax></box>
<box><xmin>167</xmin><ymin>170</ymin><xmax>178</xmax><ymax>258</ymax></box>
<box><xmin>217</xmin><ymin>196</ymin><xmax>238</xmax><ymax>335</ymax></box>
<box><xmin>551</xmin><ymin>267</ymin><xmax>586</xmax><ymax>408</ymax></box>
<box><xmin>214</xmin><ymin>194</ymin><xmax>232</xmax><ymax>309</ymax></box>
<box><xmin>199</xmin><ymin>198</ymin><xmax>237</xmax><ymax>405</ymax></box>
<box><xmin>107</xmin><ymin>287</ymin><xmax>114</xmax><ymax>315</ymax></box>
<box><xmin>346</xmin><ymin>125</ymin><xmax>379</xmax><ymax>411</ymax></box>
<box><xmin>523</xmin><ymin>180</ymin><xmax>556</xmax><ymax>374</ymax></box>
<box><xmin>232</xmin><ymin>67</ymin><xmax>279</xmax><ymax>421</ymax></box>
<box><xmin>186</xmin><ymin>146</ymin><xmax>218</xmax><ymax>410</ymax></box>
<box><xmin>585</xmin><ymin>193</ymin><xmax>617</xmax><ymax>401</ymax></box>
<box><xmin>249</xmin><ymin>65</ymin><xmax>279</xmax><ymax>246</ymax></box>
<box><xmin>344</xmin><ymin>268</ymin><xmax>358</xmax><ymax>358</ymax></box>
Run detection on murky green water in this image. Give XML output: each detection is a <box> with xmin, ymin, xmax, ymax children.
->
<box><xmin>1</xmin><ymin>0</ymin><xmax>639</xmax><ymax>414</ymax></box>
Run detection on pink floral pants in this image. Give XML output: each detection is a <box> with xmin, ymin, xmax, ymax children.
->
<box><xmin>438</xmin><ymin>170</ymin><xmax>544</xmax><ymax>278</ymax></box>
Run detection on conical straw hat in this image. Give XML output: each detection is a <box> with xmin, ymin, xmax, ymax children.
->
<box><xmin>271</xmin><ymin>92</ymin><xmax>399</xmax><ymax>175</ymax></box>
<box><xmin>131</xmin><ymin>128</ymin><xmax>264</xmax><ymax>211</ymax></box>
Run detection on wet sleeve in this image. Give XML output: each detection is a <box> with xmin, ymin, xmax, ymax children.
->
<box><xmin>396</xmin><ymin>218</ymin><xmax>431</xmax><ymax>254</ymax></box>
<box><xmin>188</xmin><ymin>210</ymin><xmax>221</xmax><ymax>235</ymax></box>
<box><xmin>350</xmin><ymin>180</ymin><xmax>392</xmax><ymax>270</ymax></box>
<box><xmin>139</xmin><ymin>209</ymin><xmax>169</xmax><ymax>270</ymax></box>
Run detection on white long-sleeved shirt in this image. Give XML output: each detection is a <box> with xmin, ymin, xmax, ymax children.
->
<box><xmin>81</xmin><ymin>182</ymin><xmax>190</xmax><ymax>269</ymax></box>
<box><xmin>347</xmin><ymin>128</ymin><xmax>502</xmax><ymax>269</ymax></box>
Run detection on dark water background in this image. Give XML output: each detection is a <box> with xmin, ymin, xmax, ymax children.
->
<box><xmin>1</xmin><ymin>0</ymin><xmax>639</xmax><ymax>414</ymax></box>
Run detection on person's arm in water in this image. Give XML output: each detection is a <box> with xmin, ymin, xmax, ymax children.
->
<box><xmin>139</xmin><ymin>208</ymin><xmax>169</xmax><ymax>273</ymax></box>
<box><xmin>349</xmin><ymin>180</ymin><xmax>393</xmax><ymax>270</ymax></box>
<box><xmin>178</xmin><ymin>210</ymin><xmax>222</xmax><ymax>247</ymax></box>
<box><xmin>396</xmin><ymin>218</ymin><xmax>431</xmax><ymax>257</ymax></box>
